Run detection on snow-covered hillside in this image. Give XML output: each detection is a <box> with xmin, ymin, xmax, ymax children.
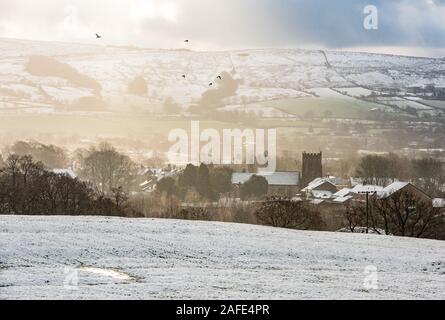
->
<box><xmin>0</xmin><ymin>216</ymin><xmax>444</xmax><ymax>300</ymax></box>
<box><xmin>1</xmin><ymin>38</ymin><xmax>445</xmax><ymax>115</ymax></box>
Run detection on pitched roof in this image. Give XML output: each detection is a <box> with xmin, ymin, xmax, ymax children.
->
<box><xmin>302</xmin><ymin>177</ymin><xmax>337</xmax><ymax>192</ymax></box>
<box><xmin>140</xmin><ymin>179</ymin><xmax>155</xmax><ymax>188</ymax></box>
<box><xmin>351</xmin><ymin>184</ymin><xmax>384</xmax><ymax>194</ymax></box>
<box><xmin>334</xmin><ymin>188</ymin><xmax>352</xmax><ymax>197</ymax></box>
<box><xmin>378</xmin><ymin>182</ymin><xmax>410</xmax><ymax>198</ymax></box>
<box><xmin>232</xmin><ymin>172</ymin><xmax>299</xmax><ymax>186</ymax></box>
<box><xmin>333</xmin><ymin>195</ymin><xmax>353</xmax><ymax>203</ymax></box>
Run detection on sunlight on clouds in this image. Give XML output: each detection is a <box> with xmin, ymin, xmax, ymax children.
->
<box><xmin>130</xmin><ymin>1</ymin><xmax>178</xmax><ymax>23</ymax></box>
<box><xmin>0</xmin><ymin>0</ymin><xmax>444</xmax><ymax>55</ymax></box>
<box><xmin>395</xmin><ymin>0</ymin><xmax>445</xmax><ymax>40</ymax></box>
<box><xmin>130</xmin><ymin>1</ymin><xmax>157</xmax><ymax>22</ymax></box>
<box><xmin>160</xmin><ymin>3</ymin><xmax>179</xmax><ymax>23</ymax></box>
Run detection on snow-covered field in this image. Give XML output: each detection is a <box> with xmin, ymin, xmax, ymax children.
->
<box><xmin>0</xmin><ymin>216</ymin><xmax>444</xmax><ymax>300</ymax></box>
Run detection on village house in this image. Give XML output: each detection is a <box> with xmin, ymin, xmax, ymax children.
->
<box><xmin>301</xmin><ymin>177</ymin><xmax>339</xmax><ymax>199</ymax></box>
<box><xmin>330</xmin><ymin>184</ymin><xmax>384</xmax><ymax>203</ymax></box>
<box><xmin>377</xmin><ymin>181</ymin><xmax>432</xmax><ymax>203</ymax></box>
<box><xmin>333</xmin><ymin>181</ymin><xmax>436</xmax><ymax>207</ymax></box>
<box><xmin>231</xmin><ymin>172</ymin><xmax>299</xmax><ymax>197</ymax></box>
<box><xmin>137</xmin><ymin>166</ymin><xmax>182</xmax><ymax>193</ymax></box>
<box><xmin>304</xmin><ymin>180</ymin><xmax>440</xmax><ymax>232</ymax></box>
<box><xmin>332</xmin><ymin>188</ymin><xmax>354</xmax><ymax>204</ymax></box>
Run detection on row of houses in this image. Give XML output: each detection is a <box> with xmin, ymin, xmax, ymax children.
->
<box><xmin>51</xmin><ymin>165</ymin><xmax>445</xmax><ymax>210</ymax></box>
<box><xmin>137</xmin><ymin>166</ymin><xmax>182</xmax><ymax>193</ymax></box>
<box><xmin>301</xmin><ymin>177</ymin><xmax>445</xmax><ymax>209</ymax></box>
<box><xmin>230</xmin><ymin>170</ymin><xmax>445</xmax><ymax>209</ymax></box>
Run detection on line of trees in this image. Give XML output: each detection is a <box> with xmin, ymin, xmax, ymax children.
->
<box><xmin>345</xmin><ymin>191</ymin><xmax>444</xmax><ymax>240</ymax></box>
<box><xmin>6</xmin><ymin>141</ymin><xmax>68</xmax><ymax>169</ymax></box>
<box><xmin>0</xmin><ymin>155</ymin><xmax>138</xmax><ymax>217</ymax></box>
<box><xmin>356</xmin><ymin>154</ymin><xmax>444</xmax><ymax>196</ymax></box>
<box><xmin>156</xmin><ymin>164</ymin><xmax>272</xmax><ymax>201</ymax></box>
<box><xmin>156</xmin><ymin>163</ymin><xmax>233</xmax><ymax>201</ymax></box>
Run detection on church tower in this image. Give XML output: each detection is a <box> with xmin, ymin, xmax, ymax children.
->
<box><xmin>301</xmin><ymin>152</ymin><xmax>323</xmax><ymax>188</ymax></box>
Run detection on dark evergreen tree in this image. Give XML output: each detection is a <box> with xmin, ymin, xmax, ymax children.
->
<box><xmin>156</xmin><ymin>177</ymin><xmax>176</xmax><ymax>196</ymax></box>
<box><xmin>179</xmin><ymin>164</ymin><xmax>198</xmax><ymax>188</ymax></box>
<box><xmin>240</xmin><ymin>175</ymin><xmax>268</xmax><ymax>200</ymax></box>
<box><xmin>210</xmin><ymin>167</ymin><xmax>233</xmax><ymax>195</ymax></box>
<box><xmin>196</xmin><ymin>163</ymin><xmax>214</xmax><ymax>200</ymax></box>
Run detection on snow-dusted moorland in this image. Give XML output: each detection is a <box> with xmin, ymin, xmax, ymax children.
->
<box><xmin>0</xmin><ymin>215</ymin><xmax>444</xmax><ymax>300</ymax></box>
<box><xmin>1</xmin><ymin>37</ymin><xmax>445</xmax><ymax>115</ymax></box>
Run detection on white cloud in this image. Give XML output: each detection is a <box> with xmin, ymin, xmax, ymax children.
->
<box><xmin>0</xmin><ymin>0</ymin><xmax>444</xmax><ymax>56</ymax></box>
<box><xmin>0</xmin><ymin>0</ymin><xmax>181</xmax><ymax>46</ymax></box>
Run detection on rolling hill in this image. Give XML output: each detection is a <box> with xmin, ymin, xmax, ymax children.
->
<box><xmin>1</xmin><ymin>215</ymin><xmax>444</xmax><ymax>300</ymax></box>
<box><xmin>1</xmin><ymin>38</ymin><xmax>445</xmax><ymax>117</ymax></box>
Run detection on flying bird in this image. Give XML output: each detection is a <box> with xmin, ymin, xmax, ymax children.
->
<box><xmin>95</xmin><ymin>34</ymin><xmax>102</xmax><ymax>39</ymax></box>
<box><xmin>217</xmin><ymin>76</ymin><xmax>222</xmax><ymax>80</ymax></box>
<box><xmin>209</xmin><ymin>83</ymin><xmax>213</xmax><ymax>86</ymax></box>
<box><xmin>184</xmin><ymin>40</ymin><xmax>189</xmax><ymax>43</ymax></box>
<box><xmin>182</xmin><ymin>75</ymin><xmax>186</xmax><ymax>79</ymax></box>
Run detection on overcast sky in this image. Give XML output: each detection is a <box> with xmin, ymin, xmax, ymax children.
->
<box><xmin>1</xmin><ymin>0</ymin><xmax>445</xmax><ymax>57</ymax></box>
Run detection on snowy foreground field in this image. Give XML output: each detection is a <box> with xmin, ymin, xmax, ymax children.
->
<box><xmin>0</xmin><ymin>216</ymin><xmax>444</xmax><ymax>300</ymax></box>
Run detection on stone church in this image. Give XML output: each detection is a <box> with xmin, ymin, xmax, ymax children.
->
<box><xmin>301</xmin><ymin>152</ymin><xmax>323</xmax><ymax>188</ymax></box>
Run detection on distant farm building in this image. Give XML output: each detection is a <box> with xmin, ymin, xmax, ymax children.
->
<box><xmin>232</xmin><ymin>172</ymin><xmax>299</xmax><ymax>197</ymax></box>
<box><xmin>302</xmin><ymin>178</ymin><xmax>339</xmax><ymax>199</ymax></box>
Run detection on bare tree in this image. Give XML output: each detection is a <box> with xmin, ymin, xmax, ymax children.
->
<box><xmin>356</xmin><ymin>155</ymin><xmax>392</xmax><ymax>185</ymax></box>
<box><xmin>372</xmin><ymin>191</ymin><xmax>441</xmax><ymax>238</ymax></box>
<box><xmin>0</xmin><ymin>155</ymin><xmax>135</xmax><ymax>217</ymax></box>
<box><xmin>344</xmin><ymin>201</ymin><xmax>382</xmax><ymax>234</ymax></box>
<box><xmin>344</xmin><ymin>202</ymin><xmax>365</xmax><ymax>233</ymax></box>
<box><xmin>7</xmin><ymin>141</ymin><xmax>68</xmax><ymax>169</ymax></box>
<box><xmin>78</xmin><ymin>143</ymin><xmax>138</xmax><ymax>194</ymax></box>
<box><xmin>111</xmin><ymin>186</ymin><xmax>128</xmax><ymax>211</ymax></box>
<box><xmin>411</xmin><ymin>158</ymin><xmax>444</xmax><ymax>197</ymax></box>
<box><xmin>256</xmin><ymin>197</ymin><xmax>324</xmax><ymax>230</ymax></box>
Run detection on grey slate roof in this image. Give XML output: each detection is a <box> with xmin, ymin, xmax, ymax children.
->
<box><xmin>232</xmin><ymin>172</ymin><xmax>299</xmax><ymax>186</ymax></box>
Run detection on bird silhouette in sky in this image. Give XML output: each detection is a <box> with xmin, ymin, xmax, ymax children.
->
<box><xmin>96</xmin><ymin>34</ymin><xmax>102</xmax><ymax>39</ymax></box>
<box><xmin>217</xmin><ymin>76</ymin><xmax>222</xmax><ymax>80</ymax></box>
<box><xmin>184</xmin><ymin>40</ymin><xmax>189</xmax><ymax>43</ymax></box>
<box><xmin>209</xmin><ymin>82</ymin><xmax>213</xmax><ymax>86</ymax></box>
<box><xmin>182</xmin><ymin>75</ymin><xmax>186</xmax><ymax>79</ymax></box>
